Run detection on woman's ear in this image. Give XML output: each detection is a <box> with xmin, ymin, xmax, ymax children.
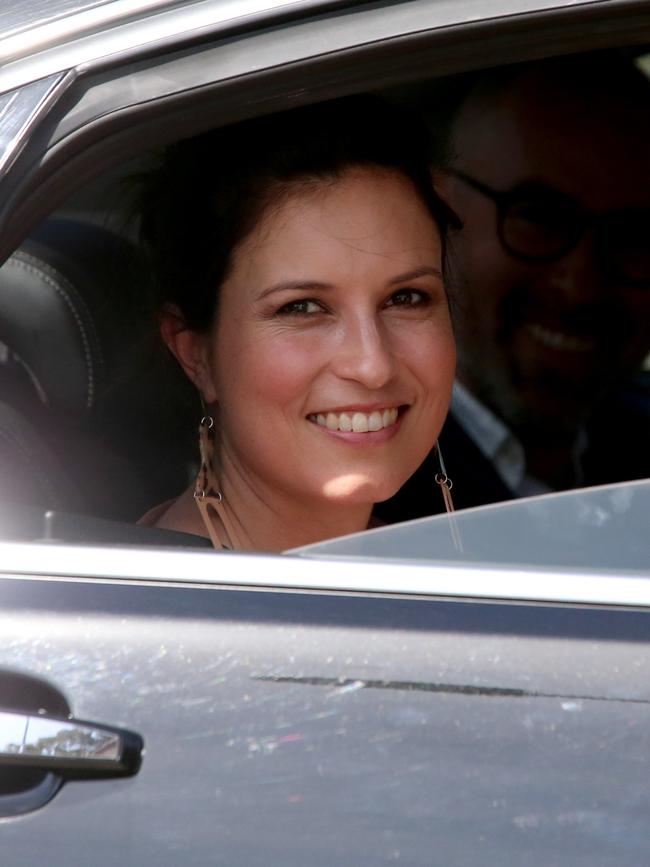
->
<box><xmin>159</xmin><ymin>304</ymin><xmax>218</xmax><ymax>403</ymax></box>
<box><xmin>431</xmin><ymin>167</ymin><xmax>453</xmax><ymax>203</ymax></box>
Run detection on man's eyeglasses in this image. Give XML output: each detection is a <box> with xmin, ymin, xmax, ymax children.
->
<box><xmin>450</xmin><ymin>169</ymin><xmax>650</xmax><ymax>288</ymax></box>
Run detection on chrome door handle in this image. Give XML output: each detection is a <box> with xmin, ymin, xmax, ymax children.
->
<box><xmin>0</xmin><ymin>709</ymin><xmax>143</xmax><ymax>778</ymax></box>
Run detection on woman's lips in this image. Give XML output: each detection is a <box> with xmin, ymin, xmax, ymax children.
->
<box><xmin>307</xmin><ymin>406</ymin><xmax>405</xmax><ymax>444</ymax></box>
<box><xmin>307</xmin><ymin>407</ymin><xmax>399</xmax><ymax>433</ymax></box>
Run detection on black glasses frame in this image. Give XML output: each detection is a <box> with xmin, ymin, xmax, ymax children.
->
<box><xmin>449</xmin><ymin>168</ymin><xmax>650</xmax><ymax>288</ymax></box>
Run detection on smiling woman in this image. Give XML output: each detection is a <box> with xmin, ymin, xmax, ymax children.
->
<box><xmin>137</xmin><ymin>97</ymin><xmax>456</xmax><ymax>551</ymax></box>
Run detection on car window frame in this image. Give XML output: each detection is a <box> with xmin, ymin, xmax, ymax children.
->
<box><xmin>1</xmin><ymin>536</ymin><xmax>650</xmax><ymax>609</ymax></box>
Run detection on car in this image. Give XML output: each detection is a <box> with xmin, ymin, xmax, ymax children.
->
<box><xmin>1</xmin><ymin>0</ymin><xmax>649</xmax><ymax>863</ymax></box>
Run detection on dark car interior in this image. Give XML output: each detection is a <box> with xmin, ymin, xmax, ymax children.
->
<box><xmin>0</xmin><ymin>45</ymin><xmax>648</xmax><ymax>548</ymax></box>
<box><xmin>0</xmin><ymin>211</ymin><xmax>205</xmax><ymax>544</ymax></box>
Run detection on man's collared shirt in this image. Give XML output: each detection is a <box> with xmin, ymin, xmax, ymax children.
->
<box><xmin>451</xmin><ymin>381</ymin><xmax>552</xmax><ymax>497</ymax></box>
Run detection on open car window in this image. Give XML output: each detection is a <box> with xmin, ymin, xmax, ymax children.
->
<box><xmin>0</xmin><ymin>0</ymin><xmax>647</xmax><ymax>577</ymax></box>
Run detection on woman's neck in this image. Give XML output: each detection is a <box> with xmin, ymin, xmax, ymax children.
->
<box><xmin>156</xmin><ymin>471</ymin><xmax>373</xmax><ymax>552</ymax></box>
<box><xmin>216</xmin><ymin>464</ymin><xmax>373</xmax><ymax>551</ymax></box>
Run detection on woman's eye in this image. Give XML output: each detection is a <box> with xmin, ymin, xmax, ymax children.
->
<box><xmin>386</xmin><ymin>289</ymin><xmax>430</xmax><ymax>308</ymax></box>
<box><xmin>276</xmin><ymin>299</ymin><xmax>323</xmax><ymax>316</ymax></box>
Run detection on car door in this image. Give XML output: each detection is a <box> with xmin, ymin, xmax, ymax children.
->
<box><xmin>2</xmin><ymin>535</ymin><xmax>650</xmax><ymax>865</ymax></box>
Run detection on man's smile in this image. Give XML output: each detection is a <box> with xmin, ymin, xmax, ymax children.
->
<box><xmin>525</xmin><ymin>323</ymin><xmax>596</xmax><ymax>353</ymax></box>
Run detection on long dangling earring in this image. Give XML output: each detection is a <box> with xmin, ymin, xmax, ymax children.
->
<box><xmin>435</xmin><ymin>442</ymin><xmax>463</xmax><ymax>553</ymax></box>
<box><xmin>194</xmin><ymin>414</ymin><xmax>244</xmax><ymax>550</ymax></box>
<box><xmin>434</xmin><ymin>442</ymin><xmax>455</xmax><ymax>514</ymax></box>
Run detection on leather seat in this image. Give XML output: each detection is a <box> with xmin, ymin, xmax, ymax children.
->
<box><xmin>0</xmin><ymin>217</ymin><xmax>175</xmax><ymax>524</ymax></box>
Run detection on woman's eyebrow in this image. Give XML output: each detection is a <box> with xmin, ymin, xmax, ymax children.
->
<box><xmin>388</xmin><ymin>266</ymin><xmax>443</xmax><ymax>284</ymax></box>
<box><xmin>258</xmin><ymin>267</ymin><xmax>442</xmax><ymax>300</ymax></box>
<box><xmin>257</xmin><ymin>280</ymin><xmax>334</xmax><ymax>300</ymax></box>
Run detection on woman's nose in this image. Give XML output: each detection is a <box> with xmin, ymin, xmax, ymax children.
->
<box><xmin>333</xmin><ymin>316</ymin><xmax>398</xmax><ymax>389</ymax></box>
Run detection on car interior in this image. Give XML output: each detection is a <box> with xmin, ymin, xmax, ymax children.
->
<box><xmin>0</xmin><ymin>204</ymin><xmax>207</xmax><ymax>545</ymax></box>
<box><xmin>0</xmin><ymin>43</ymin><xmax>648</xmax><ymax>549</ymax></box>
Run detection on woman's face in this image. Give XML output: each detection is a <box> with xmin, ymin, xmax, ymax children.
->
<box><xmin>197</xmin><ymin>167</ymin><xmax>455</xmax><ymax>509</ymax></box>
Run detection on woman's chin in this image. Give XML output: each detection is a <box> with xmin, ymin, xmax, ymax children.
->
<box><xmin>320</xmin><ymin>473</ymin><xmax>401</xmax><ymax>506</ymax></box>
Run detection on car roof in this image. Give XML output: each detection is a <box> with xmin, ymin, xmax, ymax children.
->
<box><xmin>0</xmin><ymin>0</ymin><xmax>622</xmax><ymax>81</ymax></box>
<box><xmin>0</xmin><ymin>0</ymin><xmax>180</xmax><ymax>45</ymax></box>
<box><xmin>0</xmin><ymin>0</ymin><xmax>315</xmax><ymax>70</ymax></box>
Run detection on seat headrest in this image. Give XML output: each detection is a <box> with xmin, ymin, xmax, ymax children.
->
<box><xmin>0</xmin><ymin>218</ymin><xmax>148</xmax><ymax>416</ymax></box>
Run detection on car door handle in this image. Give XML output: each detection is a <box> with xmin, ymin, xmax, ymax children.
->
<box><xmin>0</xmin><ymin>709</ymin><xmax>143</xmax><ymax>779</ymax></box>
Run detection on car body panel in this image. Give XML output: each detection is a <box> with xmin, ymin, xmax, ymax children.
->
<box><xmin>2</xmin><ymin>574</ymin><xmax>650</xmax><ymax>864</ymax></box>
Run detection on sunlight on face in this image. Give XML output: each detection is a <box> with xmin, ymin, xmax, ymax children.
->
<box><xmin>322</xmin><ymin>473</ymin><xmax>378</xmax><ymax>500</ymax></box>
<box><xmin>203</xmin><ymin>167</ymin><xmax>455</xmax><ymax>510</ymax></box>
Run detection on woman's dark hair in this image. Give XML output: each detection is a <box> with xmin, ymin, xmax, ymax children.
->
<box><xmin>138</xmin><ymin>95</ymin><xmax>453</xmax><ymax>331</ymax></box>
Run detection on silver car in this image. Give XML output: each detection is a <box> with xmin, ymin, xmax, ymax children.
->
<box><xmin>1</xmin><ymin>1</ymin><xmax>649</xmax><ymax>863</ymax></box>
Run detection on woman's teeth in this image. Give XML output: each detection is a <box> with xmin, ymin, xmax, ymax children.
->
<box><xmin>310</xmin><ymin>408</ymin><xmax>399</xmax><ymax>433</ymax></box>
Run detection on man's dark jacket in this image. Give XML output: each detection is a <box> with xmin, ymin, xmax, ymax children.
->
<box><xmin>376</xmin><ymin>377</ymin><xmax>650</xmax><ymax>524</ymax></box>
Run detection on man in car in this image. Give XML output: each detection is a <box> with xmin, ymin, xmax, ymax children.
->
<box><xmin>379</xmin><ymin>54</ymin><xmax>650</xmax><ymax>520</ymax></box>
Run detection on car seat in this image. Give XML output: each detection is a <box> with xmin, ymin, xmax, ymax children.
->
<box><xmin>0</xmin><ymin>217</ymin><xmax>195</xmax><ymax>528</ymax></box>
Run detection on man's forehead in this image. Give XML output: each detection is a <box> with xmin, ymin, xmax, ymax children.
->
<box><xmin>453</xmin><ymin>66</ymin><xmax>650</xmax><ymax>210</ymax></box>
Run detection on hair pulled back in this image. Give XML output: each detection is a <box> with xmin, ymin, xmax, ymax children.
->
<box><xmin>138</xmin><ymin>95</ymin><xmax>452</xmax><ymax>331</ymax></box>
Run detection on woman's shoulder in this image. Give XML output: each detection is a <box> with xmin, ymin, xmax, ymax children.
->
<box><xmin>138</xmin><ymin>492</ymin><xmax>214</xmax><ymax>548</ymax></box>
<box><xmin>137</xmin><ymin>498</ymin><xmax>176</xmax><ymax>527</ymax></box>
